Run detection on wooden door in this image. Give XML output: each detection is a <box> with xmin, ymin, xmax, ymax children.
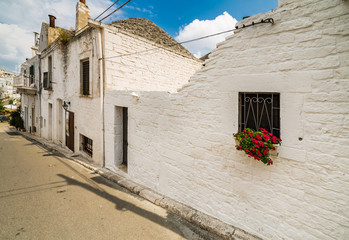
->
<box><xmin>65</xmin><ymin>111</ymin><xmax>74</xmax><ymax>152</ymax></box>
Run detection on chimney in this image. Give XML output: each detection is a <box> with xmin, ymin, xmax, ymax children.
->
<box><xmin>31</xmin><ymin>32</ymin><xmax>39</xmax><ymax>57</ymax></box>
<box><xmin>34</xmin><ymin>32</ymin><xmax>39</xmax><ymax>47</ymax></box>
<box><xmin>48</xmin><ymin>15</ymin><xmax>56</xmax><ymax>28</ymax></box>
<box><xmin>76</xmin><ymin>0</ymin><xmax>90</xmax><ymax>31</ymax></box>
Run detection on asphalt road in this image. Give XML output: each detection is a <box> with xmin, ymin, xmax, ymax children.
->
<box><xmin>0</xmin><ymin>123</ymin><xmax>222</xmax><ymax>240</ymax></box>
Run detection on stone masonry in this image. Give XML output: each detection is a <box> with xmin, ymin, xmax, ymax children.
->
<box><xmin>104</xmin><ymin>0</ymin><xmax>349</xmax><ymax>239</ymax></box>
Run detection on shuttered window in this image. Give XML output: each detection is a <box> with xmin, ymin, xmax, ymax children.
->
<box><xmin>82</xmin><ymin>60</ymin><xmax>89</xmax><ymax>95</ymax></box>
<box><xmin>29</xmin><ymin>65</ymin><xmax>34</xmax><ymax>85</ymax></box>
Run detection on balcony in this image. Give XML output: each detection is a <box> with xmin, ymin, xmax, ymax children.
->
<box><xmin>13</xmin><ymin>74</ymin><xmax>37</xmax><ymax>95</ymax></box>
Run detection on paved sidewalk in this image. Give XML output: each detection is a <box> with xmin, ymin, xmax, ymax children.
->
<box><xmin>5</xmin><ymin>124</ymin><xmax>260</xmax><ymax>240</ymax></box>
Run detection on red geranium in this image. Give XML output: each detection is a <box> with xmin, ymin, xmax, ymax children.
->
<box><xmin>234</xmin><ymin>128</ymin><xmax>282</xmax><ymax>166</ymax></box>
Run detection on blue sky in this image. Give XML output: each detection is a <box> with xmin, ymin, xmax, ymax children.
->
<box><xmin>0</xmin><ymin>0</ymin><xmax>278</xmax><ymax>73</ymax></box>
<box><xmin>122</xmin><ymin>0</ymin><xmax>278</xmax><ymax>36</ymax></box>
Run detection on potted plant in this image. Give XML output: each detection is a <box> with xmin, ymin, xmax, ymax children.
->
<box><xmin>233</xmin><ymin>128</ymin><xmax>282</xmax><ymax>165</ymax></box>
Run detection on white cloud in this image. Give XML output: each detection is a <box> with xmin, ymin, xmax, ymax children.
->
<box><xmin>0</xmin><ymin>0</ymin><xmax>124</xmax><ymax>72</ymax></box>
<box><xmin>0</xmin><ymin>24</ymin><xmax>32</xmax><ymax>73</ymax></box>
<box><xmin>175</xmin><ymin>12</ymin><xmax>237</xmax><ymax>58</ymax></box>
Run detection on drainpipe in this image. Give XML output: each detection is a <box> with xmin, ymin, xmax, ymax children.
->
<box><xmin>38</xmin><ymin>54</ymin><xmax>42</xmax><ymax>137</ymax></box>
<box><xmin>97</xmin><ymin>24</ymin><xmax>106</xmax><ymax>167</ymax></box>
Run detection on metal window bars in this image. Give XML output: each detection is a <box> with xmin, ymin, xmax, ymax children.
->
<box><xmin>239</xmin><ymin>93</ymin><xmax>280</xmax><ymax>138</ymax></box>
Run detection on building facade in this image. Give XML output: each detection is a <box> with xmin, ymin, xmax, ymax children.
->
<box><xmin>103</xmin><ymin>0</ymin><xmax>349</xmax><ymax>239</ymax></box>
<box><xmin>15</xmin><ymin>0</ymin><xmax>349</xmax><ymax>239</ymax></box>
<box><xmin>17</xmin><ymin>0</ymin><xmax>201</xmax><ymax>165</ymax></box>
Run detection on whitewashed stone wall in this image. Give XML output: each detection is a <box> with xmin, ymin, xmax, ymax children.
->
<box><xmin>104</xmin><ymin>27</ymin><xmax>202</xmax><ymax>92</ymax></box>
<box><xmin>40</xmin><ymin>28</ymin><xmax>104</xmax><ymax>164</ymax></box>
<box><xmin>104</xmin><ymin>0</ymin><xmax>349</xmax><ymax>239</ymax></box>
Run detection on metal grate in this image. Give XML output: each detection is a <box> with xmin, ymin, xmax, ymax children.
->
<box><xmin>82</xmin><ymin>135</ymin><xmax>93</xmax><ymax>157</ymax></box>
<box><xmin>239</xmin><ymin>93</ymin><xmax>280</xmax><ymax>138</ymax></box>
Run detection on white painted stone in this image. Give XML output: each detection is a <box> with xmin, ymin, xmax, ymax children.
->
<box><xmin>103</xmin><ymin>1</ymin><xmax>349</xmax><ymax>239</ymax></box>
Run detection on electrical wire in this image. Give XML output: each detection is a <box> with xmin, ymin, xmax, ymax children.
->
<box><xmin>75</xmin><ymin>0</ymin><xmax>131</xmax><ymax>34</ymax></box>
<box><xmin>102</xmin><ymin>18</ymin><xmax>274</xmax><ymax>60</ymax></box>
<box><xmin>94</xmin><ymin>0</ymin><xmax>121</xmax><ymax>20</ymax></box>
<box><xmin>102</xmin><ymin>28</ymin><xmax>236</xmax><ymax>60</ymax></box>
<box><xmin>99</xmin><ymin>0</ymin><xmax>131</xmax><ymax>22</ymax></box>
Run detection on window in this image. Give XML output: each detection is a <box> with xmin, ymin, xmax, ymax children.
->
<box><xmin>43</xmin><ymin>72</ymin><xmax>50</xmax><ymax>90</ymax></box>
<box><xmin>81</xmin><ymin>134</ymin><xmax>93</xmax><ymax>157</ymax></box>
<box><xmin>239</xmin><ymin>93</ymin><xmax>280</xmax><ymax>138</ymax></box>
<box><xmin>81</xmin><ymin>59</ymin><xmax>89</xmax><ymax>95</ymax></box>
<box><xmin>29</xmin><ymin>65</ymin><xmax>34</xmax><ymax>85</ymax></box>
<box><xmin>43</xmin><ymin>56</ymin><xmax>53</xmax><ymax>90</ymax></box>
<box><xmin>48</xmin><ymin>56</ymin><xmax>52</xmax><ymax>88</ymax></box>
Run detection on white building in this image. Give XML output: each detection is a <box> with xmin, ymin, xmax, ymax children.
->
<box><xmin>16</xmin><ymin>0</ymin><xmax>349</xmax><ymax>238</ymax></box>
<box><xmin>18</xmin><ymin>0</ymin><xmax>201</xmax><ymax>165</ymax></box>
<box><xmin>0</xmin><ymin>67</ymin><xmax>18</xmax><ymax>100</ymax></box>
<box><xmin>103</xmin><ymin>0</ymin><xmax>349</xmax><ymax>239</ymax></box>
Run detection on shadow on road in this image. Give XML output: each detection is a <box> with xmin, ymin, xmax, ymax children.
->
<box><xmin>57</xmin><ymin>173</ymin><xmax>205</xmax><ymax>239</ymax></box>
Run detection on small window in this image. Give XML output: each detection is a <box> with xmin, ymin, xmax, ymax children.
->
<box><xmin>43</xmin><ymin>72</ymin><xmax>51</xmax><ymax>90</ymax></box>
<box><xmin>29</xmin><ymin>65</ymin><xmax>35</xmax><ymax>85</ymax></box>
<box><xmin>48</xmin><ymin>56</ymin><xmax>52</xmax><ymax>88</ymax></box>
<box><xmin>239</xmin><ymin>93</ymin><xmax>280</xmax><ymax>138</ymax></box>
<box><xmin>81</xmin><ymin>134</ymin><xmax>93</xmax><ymax>157</ymax></box>
<box><xmin>81</xmin><ymin>59</ymin><xmax>90</xmax><ymax>95</ymax></box>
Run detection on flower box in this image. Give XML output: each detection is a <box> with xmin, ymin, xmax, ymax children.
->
<box><xmin>233</xmin><ymin>128</ymin><xmax>282</xmax><ymax>166</ymax></box>
<box><xmin>269</xmin><ymin>144</ymin><xmax>280</xmax><ymax>157</ymax></box>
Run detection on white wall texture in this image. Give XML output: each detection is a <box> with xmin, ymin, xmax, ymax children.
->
<box><xmin>104</xmin><ymin>0</ymin><xmax>349</xmax><ymax>239</ymax></box>
<box><xmin>104</xmin><ymin>27</ymin><xmax>202</xmax><ymax>92</ymax></box>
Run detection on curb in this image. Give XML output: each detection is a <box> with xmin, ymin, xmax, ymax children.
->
<box><xmin>11</xmin><ymin>127</ymin><xmax>262</xmax><ymax>240</ymax></box>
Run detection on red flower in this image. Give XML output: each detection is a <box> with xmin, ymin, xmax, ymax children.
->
<box><xmin>255</xmin><ymin>144</ymin><xmax>260</xmax><ymax>148</ymax></box>
<box><xmin>267</xmin><ymin>159</ymin><xmax>273</xmax><ymax>165</ymax></box>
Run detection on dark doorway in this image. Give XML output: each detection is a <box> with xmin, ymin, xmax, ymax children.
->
<box><xmin>122</xmin><ymin>107</ymin><xmax>128</xmax><ymax>166</ymax></box>
<box><xmin>65</xmin><ymin>111</ymin><xmax>74</xmax><ymax>152</ymax></box>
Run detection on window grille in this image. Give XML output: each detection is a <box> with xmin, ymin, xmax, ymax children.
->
<box><xmin>81</xmin><ymin>135</ymin><xmax>93</xmax><ymax>157</ymax></box>
<box><xmin>239</xmin><ymin>93</ymin><xmax>280</xmax><ymax>138</ymax></box>
<box><xmin>82</xmin><ymin>60</ymin><xmax>89</xmax><ymax>95</ymax></box>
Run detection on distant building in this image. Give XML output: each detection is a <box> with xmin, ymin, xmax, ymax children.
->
<box><xmin>0</xmin><ymin>67</ymin><xmax>19</xmax><ymax>100</ymax></box>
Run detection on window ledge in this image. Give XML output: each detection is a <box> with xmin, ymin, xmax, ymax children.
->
<box><xmin>79</xmin><ymin>94</ymin><xmax>93</xmax><ymax>98</ymax></box>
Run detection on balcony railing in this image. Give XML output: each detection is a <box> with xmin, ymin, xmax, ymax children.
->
<box><xmin>13</xmin><ymin>74</ymin><xmax>37</xmax><ymax>94</ymax></box>
<box><xmin>13</xmin><ymin>74</ymin><xmax>36</xmax><ymax>88</ymax></box>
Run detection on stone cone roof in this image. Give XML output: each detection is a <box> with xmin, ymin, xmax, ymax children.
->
<box><xmin>111</xmin><ymin>18</ymin><xmax>198</xmax><ymax>61</ymax></box>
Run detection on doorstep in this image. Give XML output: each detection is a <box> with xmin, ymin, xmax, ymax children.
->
<box><xmin>9</xmin><ymin>126</ymin><xmax>262</xmax><ymax>240</ymax></box>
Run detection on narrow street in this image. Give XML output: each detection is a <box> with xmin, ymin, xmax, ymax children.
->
<box><xmin>0</xmin><ymin>123</ymin><xmax>221</xmax><ymax>240</ymax></box>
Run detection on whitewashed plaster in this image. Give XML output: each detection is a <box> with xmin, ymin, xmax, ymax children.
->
<box><xmin>104</xmin><ymin>0</ymin><xmax>349</xmax><ymax>239</ymax></box>
<box><xmin>40</xmin><ymin>28</ymin><xmax>104</xmax><ymax>164</ymax></box>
